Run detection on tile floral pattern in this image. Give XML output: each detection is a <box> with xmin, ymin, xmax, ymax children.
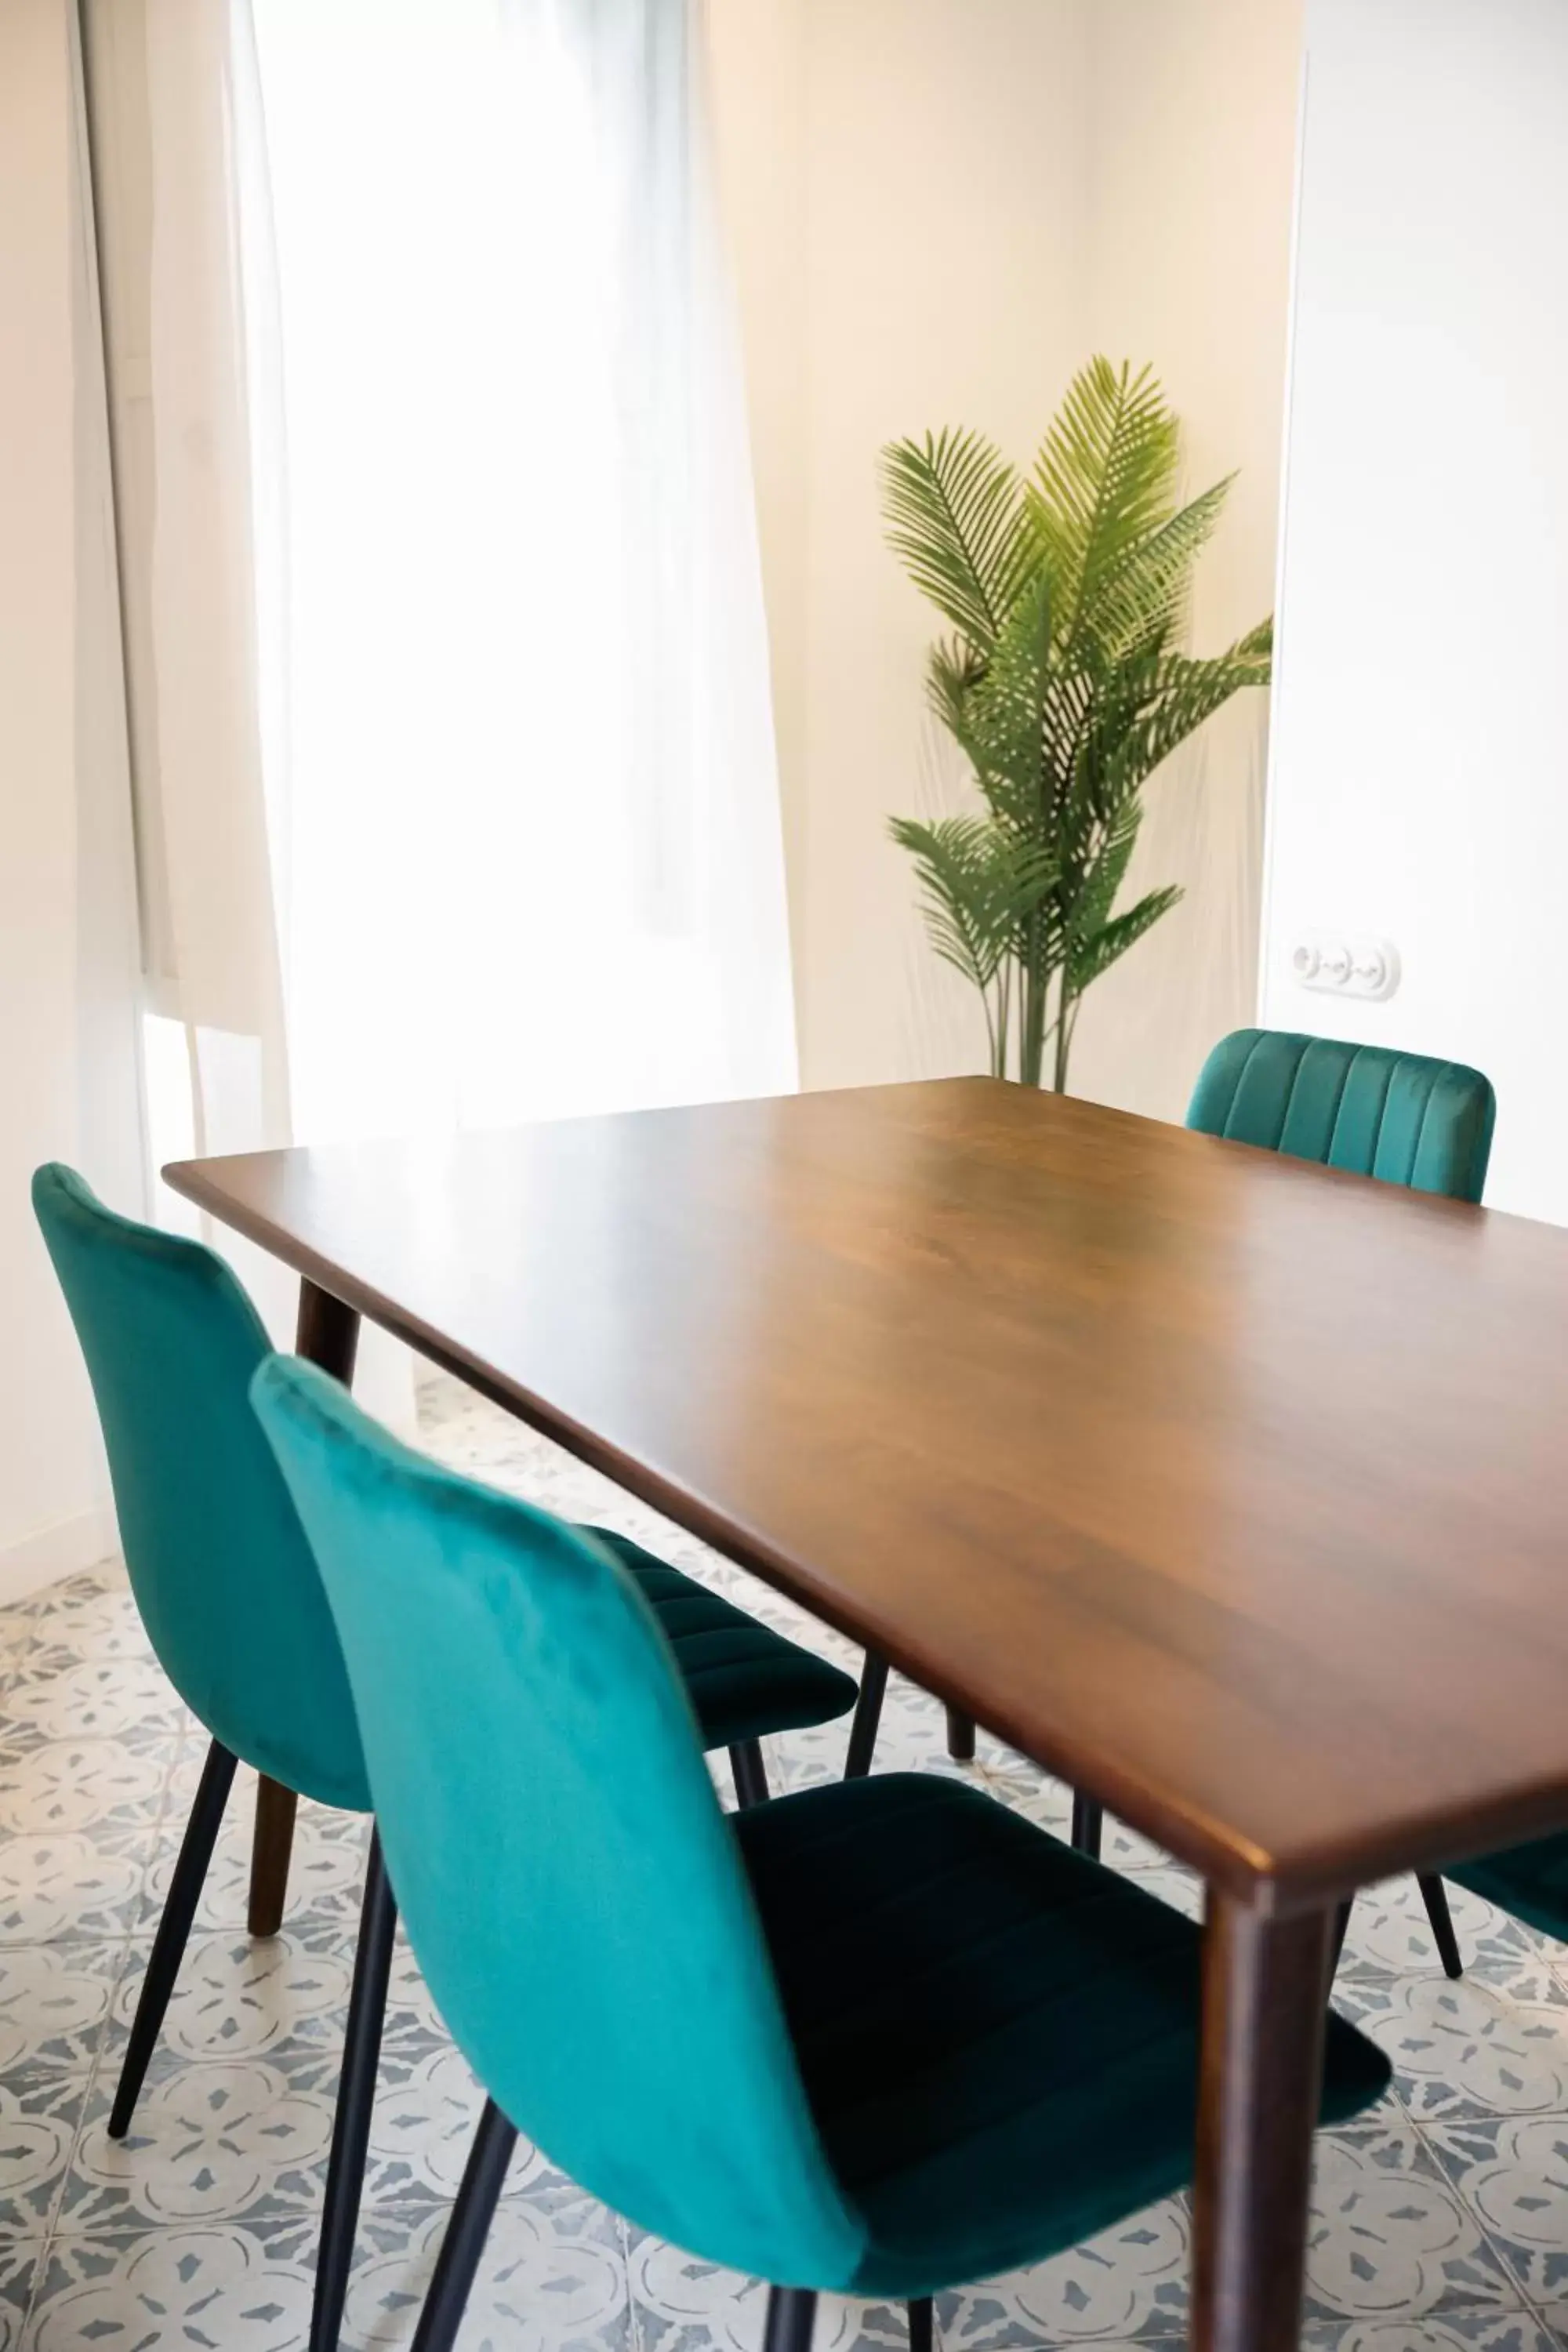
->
<box><xmin>0</xmin><ymin>1370</ymin><xmax>1563</xmax><ymax>2346</ymax></box>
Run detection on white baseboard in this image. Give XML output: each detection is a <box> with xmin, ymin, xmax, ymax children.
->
<box><xmin>0</xmin><ymin>1509</ymin><xmax>118</xmax><ymax>1610</ymax></box>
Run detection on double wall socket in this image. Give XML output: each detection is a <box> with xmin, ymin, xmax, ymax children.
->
<box><xmin>1290</xmin><ymin>931</ymin><xmax>1400</xmax><ymax>1002</ymax></box>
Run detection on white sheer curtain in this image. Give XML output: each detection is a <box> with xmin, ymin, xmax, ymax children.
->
<box><xmin>88</xmin><ymin>0</ymin><xmax>794</xmax><ymax>1204</ymax></box>
<box><xmin>246</xmin><ymin>0</ymin><xmax>797</xmax><ymax>1146</ymax></box>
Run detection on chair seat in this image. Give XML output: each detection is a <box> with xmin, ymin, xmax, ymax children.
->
<box><xmin>736</xmin><ymin>1773</ymin><xmax>1392</xmax><ymax>2299</ymax></box>
<box><xmin>1451</xmin><ymin>1833</ymin><xmax>1568</xmax><ymax>1944</ymax></box>
<box><xmin>586</xmin><ymin>1530</ymin><xmax>858</xmax><ymax>1750</ymax></box>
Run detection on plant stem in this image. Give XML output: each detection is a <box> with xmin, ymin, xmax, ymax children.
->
<box><xmin>1052</xmin><ymin>981</ymin><xmax>1074</xmax><ymax>1094</ymax></box>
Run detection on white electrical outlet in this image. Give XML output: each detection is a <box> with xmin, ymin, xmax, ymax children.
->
<box><xmin>1290</xmin><ymin>931</ymin><xmax>1400</xmax><ymax>1002</ymax></box>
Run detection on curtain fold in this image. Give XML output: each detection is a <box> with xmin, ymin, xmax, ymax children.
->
<box><xmin>85</xmin><ymin>0</ymin><xmax>796</xmax><ymax>1360</ymax></box>
<box><xmin>141</xmin><ymin>0</ymin><xmax>292</xmax><ymax>1152</ymax></box>
<box><xmin>250</xmin><ymin>0</ymin><xmax>798</xmax><ymax>1145</ymax></box>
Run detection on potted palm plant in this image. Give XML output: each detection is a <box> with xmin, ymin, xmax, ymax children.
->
<box><xmin>883</xmin><ymin>357</ymin><xmax>1272</xmax><ymax>1091</ymax></box>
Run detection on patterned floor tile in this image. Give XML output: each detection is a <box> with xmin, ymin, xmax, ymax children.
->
<box><xmin>58</xmin><ymin>2057</ymin><xmax>337</xmax><ymax>2232</ymax></box>
<box><xmin>1307</xmin><ymin>2121</ymin><xmax>1521</xmax><ymax>2319</ymax></box>
<box><xmin>140</xmin><ymin>1794</ymin><xmax>369</xmax><ymax>1937</ymax></box>
<box><xmin>0</xmin><ymin>1740</ymin><xmax>168</xmax><ymax>1841</ymax></box>
<box><xmin>0</xmin><ymin>2073</ymin><xmax>91</xmax><ymax>2241</ymax></box>
<box><xmin>0</xmin><ymin>1656</ymin><xmax>185</xmax><ymax>1754</ymax></box>
<box><xmin>107</xmin><ymin>1922</ymin><xmax>358</xmax><ymax>2066</ymax></box>
<box><xmin>1301</xmin><ymin>2316</ymin><xmax>1558</xmax><ymax>2352</ymax></box>
<box><xmin>0</xmin><ymin>1832</ymin><xmax>150</xmax><ymax>1947</ymax></box>
<box><xmin>1338</xmin><ymin>1969</ymin><xmax>1568</xmax><ymax>2122</ymax></box>
<box><xmin>0</xmin><ymin>2244</ymin><xmax>41</xmax><ymax>2350</ymax></box>
<box><xmin>942</xmin><ymin>2198</ymin><xmax>1190</xmax><ymax>2344</ymax></box>
<box><xmin>1341</xmin><ymin>1881</ymin><xmax>1547</xmax><ymax>1987</ymax></box>
<box><xmin>24</xmin><ymin>2220</ymin><xmax>317</xmax><ymax>2350</ymax></box>
<box><xmin>1425</xmin><ymin>2118</ymin><xmax>1568</xmax><ymax>2306</ymax></box>
<box><xmin>625</xmin><ymin>2236</ymin><xmax>905</xmax><ymax>2352</ymax></box>
<box><xmin>0</xmin><ymin>1940</ymin><xmax>124</xmax><ymax>2074</ymax></box>
<box><xmin>347</xmin><ymin>2194</ymin><xmax>633</xmax><ymax>2351</ymax></box>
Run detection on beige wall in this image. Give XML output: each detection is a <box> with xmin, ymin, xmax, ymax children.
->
<box><xmin>713</xmin><ymin>0</ymin><xmax>1091</xmax><ymax>1087</ymax></box>
<box><xmin>0</xmin><ymin>0</ymin><xmax>101</xmax><ymax>1590</ymax></box>
<box><xmin>711</xmin><ymin>0</ymin><xmax>1303</xmax><ymax>1106</ymax></box>
<box><xmin>1073</xmin><ymin>0</ymin><xmax>1303</xmax><ymax>1118</ymax></box>
<box><xmin>0</xmin><ymin>0</ymin><xmax>142</xmax><ymax>1594</ymax></box>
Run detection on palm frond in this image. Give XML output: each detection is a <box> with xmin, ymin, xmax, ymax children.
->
<box><xmin>1084</xmin><ymin>474</ymin><xmax>1235</xmax><ymax>658</ymax></box>
<box><xmin>1066</xmin><ymin>800</ymin><xmax>1141</xmax><ymax>953</ymax></box>
<box><xmin>1104</xmin><ymin>617</ymin><xmax>1273</xmax><ymax>798</ymax></box>
<box><xmin>888</xmin><ymin>815</ymin><xmax>1057</xmax><ymax>992</ymax></box>
<box><xmin>925</xmin><ymin>637</ymin><xmax>988</xmax><ymax>737</ymax></box>
<box><xmin>881</xmin><ymin>430</ymin><xmax>1033</xmax><ymax>654</ymax></box>
<box><xmin>949</xmin><ymin>570</ymin><xmax>1056</xmax><ymax>834</ymax></box>
<box><xmin>1068</xmin><ymin>884</ymin><xmax>1183</xmax><ymax>995</ymax></box>
<box><xmin>1031</xmin><ymin>359</ymin><xmax>1179</xmax><ymax>650</ymax></box>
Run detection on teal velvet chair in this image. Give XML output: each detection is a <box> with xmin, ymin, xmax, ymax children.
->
<box><xmin>32</xmin><ymin>1164</ymin><xmax>859</xmax><ymax>2352</ymax></box>
<box><xmin>1185</xmin><ymin>1029</ymin><xmax>1495</xmax><ymax>1202</ymax></box>
<box><xmin>252</xmin><ymin>1352</ymin><xmax>1392</xmax><ymax>2352</ymax></box>
<box><xmin>1180</xmin><ymin>1029</ymin><xmax>1498</xmax><ymax>1980</ymax></box>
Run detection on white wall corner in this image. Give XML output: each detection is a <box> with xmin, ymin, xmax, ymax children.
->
<box><xmin>0</xmin><ymin>1506</ymin><xmax>118</xmax><ymax>1611</ymax></box>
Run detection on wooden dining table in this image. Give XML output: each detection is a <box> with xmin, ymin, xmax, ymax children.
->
<box><xmin>165</xmin><ymin>1076</ymin><xmax>1568</xmax><ymax>2352</ymax></box>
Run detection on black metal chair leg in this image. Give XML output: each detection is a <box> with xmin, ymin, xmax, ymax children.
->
<box><xmin>109</xmin><ymin>1736</ymin><xmax>238</xmax><ymax>2139</ymax></box>
<box><xmin>730</xmin><ymin>1740</ymin><xmax>771</xmax><ymax>1810</ymax></box>
<box><xmin>909</xmin><ymin>2296</ymin><xmax>935</xmax><ymax>2351</ymax></box>
<box><xmin>844</xmin><ymin>1651</ymin><xmax>889</xmax><ymax>1779</ymax></box>
<box><xmin>1418</xmin><ymin>1874</ymin><xmax>1465</xmax><ymax>1980</ymax></box>
<box><xmin>309</xmin><ymin>1826</ymin><xmax>398</xmax><ymax>2352</ymax></box>
<box><xmin>946</xmin><ymin>1708</ymin><xmax>975</xmax><ymax>1762</ymax></box>
<box><xmin>410</xmin><ymin>2097</ymin><xmax>519</xmax><ymax>2352</ymax></box>
<box><xmin>1069</xmin><ymin>1791</ymin><xmax>1104</xmax><ymax>1860</ymax></box>
<box><xmin>762</xmin><ymin>2287</ymin><xmax>818</xmax><ymax>2352</ymax></box>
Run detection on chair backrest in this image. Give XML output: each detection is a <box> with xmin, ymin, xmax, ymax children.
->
<box><xmin>250</xmin><ymin>1352</ymin><xmax>866</xmax><ymax>2290</ymax></box>
<box><xmin>1185</xmin><ymin>1030</ymin><xmax>1496</xmax><ymax>1203</ymax></box>
<box><xmin>32</xmin><ymin>1166</ymin><xmax>369</xmax><ymax>1810</ymax></box>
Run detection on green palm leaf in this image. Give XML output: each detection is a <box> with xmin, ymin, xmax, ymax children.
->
<box><xmin>1086</xmin><ymin>474</ymin><xmax>1234</xmax><ymax>657</ymax></box>
<box><xmin>1068</xmin><ymin>885</ymin><xmax>1184</xmax><ymax>995</ymax></box>
<box><xmin>888</xmin><ymin>814</ymin><xmax>1058</xmax><ymax>993</ymax></box>
<box><xmin>1031</xmin><ymin>359</ymin><xmax>1179</xmax><ymax>650</ymax></box>
<box><xmin>881</xmin><ymin>430</ymin><xmax>1033</xmax><ymax>654</ymax></box>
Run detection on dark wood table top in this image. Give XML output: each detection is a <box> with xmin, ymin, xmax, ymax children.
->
<box><xmin>167</xmin><ymin>1077</ymin><xmax>1568</xmax><ymax>1908</ymax></box>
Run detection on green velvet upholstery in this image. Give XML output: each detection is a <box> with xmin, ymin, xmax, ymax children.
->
<box><xmin>32</xmin><ymin>1167</ymin><xmax>855</xmax><ymax>1809</ymax></box>
<box><xmin>252</xmin><ymin>1353</ymin><xmax>1392</xmax><ymax>2300</ymax></box>
<box><xmin>251</xmin><ymin>1353</ymin><xmax>867</xmax><ymax>2290</ymax></box>
<box><xmin>33</xmin><ymin>1164</ymin><xmax>372</xmax><ymax>1809</ymax></box>
<box><xmin>737</xmin><ymin>1773</ymin><xmax>1390</xmax><ymax>2296</ymax></box>
<box><xmin>1450</xmin><ymin>1836</ymin><xmax>1568</xmax><ymax>1946</ymax></box>
<box><xmin>1186</xmin><ymin>1030</ymin><xmax>1495</xmax><ymax>1203</ymax></box>
<box><xmin>590</xmin><ymin>1533</ymin><xmax>855</xmax><ymax>1749</ymax></box>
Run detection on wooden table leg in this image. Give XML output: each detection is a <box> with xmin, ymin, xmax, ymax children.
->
<box><xmin>1192</xmin><ymin>1891</ymin><xmax>1335</xmax><ymax>2352</ymax></box>
<box><xmin>248</xmin><ymin>1776</ymin><xmax>299</xmax><ymax>1936</ymax></box>
<box><xmin>246</xmin><ymin>1277</ymin><xmax>361</xmax><ymax>1938</ymax></box>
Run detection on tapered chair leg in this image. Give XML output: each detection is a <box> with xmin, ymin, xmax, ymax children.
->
<box><xmin>844</xmin><ymin>1653</ymin><xmax>889</xmax><ymax>1779</ymax></box>
<box><xmin>109</xmin><ymin>1736</ymin><xmax>238</xmax><ymax>2139</ymax></box>
<box><xmin>762</xmin><ymin>2287</ymin><xmax>818</xmax><ymax>2352</ymax></box>
<box><xmin>908</xmin><ymin>2296</ymin><xmax>935</xmax><ymax>2351</ymax></box>
<box><xmin>946</xmin><ymin>1708</ymin><xmax>975</xmax><ymax>1763</ymax></box>
<box><xmin>1418</xmin><ymin>1874</ymin><xmax>1465</xmax><ymax>1980</ymax></box>
<box><xmin>309</xmin><ymin>1827</ymin><xmax>398</xmax><ymax>2352</ymax></box>
<box><xmin>730</xmin><ymin>1740</ymin><xmax>771</xmax><ymax>1811</ymax></box>
<box><xmin>410</xmin><ymin>2097</ymin><xmax>518</xmax><ymax>2352</ymax></box>
<box><xmin>1069</xmin><ymin>1791</ymin><xmax>1104</xmax><ymax>1860</ymax></box>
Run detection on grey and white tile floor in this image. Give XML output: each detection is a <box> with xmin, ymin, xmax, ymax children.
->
<box><xmin>0</xmin><ymin>1372</ymin><xmax>1565</xmax><ymax>2348</ymax></box>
